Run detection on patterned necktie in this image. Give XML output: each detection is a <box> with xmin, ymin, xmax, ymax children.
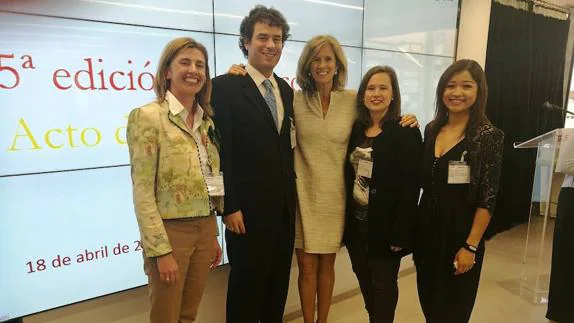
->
<box><xmin>263</xmin><ymin>79</ymin><xmax>278</xmax><ymax>129</ymax></box>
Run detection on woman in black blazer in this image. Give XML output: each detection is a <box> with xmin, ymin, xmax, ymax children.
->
<box><xmin>344</xmin><ymin>65</ymin><xmax>423</xmax><ymax>323</ymax></box>
<box><xmin>414</xmin><ymin>59</ymin><xmax>504</xmax><ymax>323</ymax></box>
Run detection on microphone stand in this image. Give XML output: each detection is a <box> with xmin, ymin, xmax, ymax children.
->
<box><xmin>543</xmin><ymin>101</ymin><xmax>574</xmax><ymax>116</ymax></box>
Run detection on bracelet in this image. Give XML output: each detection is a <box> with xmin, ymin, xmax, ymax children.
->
<box><xmin>463</xmin><ymin>242</ymin><xmax>478</xmax><ymax>254</ymax></box>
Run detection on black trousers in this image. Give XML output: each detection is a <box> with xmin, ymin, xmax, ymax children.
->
<box><xmin>346</xmin><ymin>220</ymin><xmax>401</xmax><ymax>323</ymax></box>
<box><xmin>225</xmin><ymin>209</ymin><xmax>294</xmax><ymax>323</ymax></box>
<box><xmin>547</xmin><ymin>187</ymin><xmax>574</xmax><ymax>323</ymax></box>
<box><xmin>415</xmin><ymin>247</ymin><xmax>484</xmax><ymax>323</ymax></box>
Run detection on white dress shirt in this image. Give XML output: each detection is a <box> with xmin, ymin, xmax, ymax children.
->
<box><xmin>246</xmin><ymin>63</ymin><xmax>284</xmax><ymax>131</ymax></box>
<box><xmin>166</xmin><ymin>91</ymin><xmax>209</xmax><ymax>174</ymax></box>
<box><xmin>563</xmin><ymin>175</ymin><xmax>574</xmax><ymax>188</ymax></box>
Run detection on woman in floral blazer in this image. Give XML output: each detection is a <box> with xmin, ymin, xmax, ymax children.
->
<box><xmin>127</xmin><ymin>37</ymin><xmax>223</xmax><ymax>323</ymax></box>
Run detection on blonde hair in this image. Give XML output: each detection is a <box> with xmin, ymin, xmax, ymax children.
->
<box><xmin>154</xmin><ymin>37</ymin><xmax>213</xmax><ymax>117</ymax></box>
<box><xmin>296</xmin><ymin>35</ymin><xmax>348</xmax><ymax>94</ymax></box>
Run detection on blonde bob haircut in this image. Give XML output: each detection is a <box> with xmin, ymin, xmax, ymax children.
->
<box><xmin>296</xmin><ymin>35</ymin><xmax>348</xmax><ymax>94</ymax></box>
<box><xmin>154</xmin><ymin>37</ymin><xmax>213</xmax><ymax>117</ymax></box>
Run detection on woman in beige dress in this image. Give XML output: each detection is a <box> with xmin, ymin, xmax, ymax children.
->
<box><xmin>293</xmin><ymin>35</ymin><xmax>419</xmax><ymax>323</ymax></box>
<box><xmin>292</xmin><ymin>35</ymin><xmax>356</xmax><ymax>323</ymax></box>
<box><xmin>228</xmin><ymin>35</ymin><xmax>417</xmax><ymax>323</ymax></box>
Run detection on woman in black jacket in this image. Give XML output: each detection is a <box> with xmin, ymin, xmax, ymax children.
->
<box><xmin>414</xmin><ymin>59</ymin><xmax>504</xmax><ymax>323</ymax></box>
<box><xmin>344</xmin><ymin>65</ymin><xmax>423</xmax><ymax>323</ymax></box>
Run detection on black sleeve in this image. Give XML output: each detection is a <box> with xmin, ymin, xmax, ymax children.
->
<box><xmin>423</xmin><ymin>123</ymin><xmax>432</xmax><ymax>142</ymax></box>
<box><xmin>477</xmin><ymin>128</ymin><xmax>504</xmax><ymax>215</ymax></box>
<box><xmin>389</xmin><ymin>126</ymin><xmax>423</xmax><ymax>249</ymax></box>
<box><xmin>344</xmin><ymin>124</ymin><xmax>361</xmax><ymax>190</ymax></box>
<box><xmin>212</xmin><ymin>77</ymin><xmax>240</xmax><ymax>216</ymax></box>
<box><xmin>344</xmin><ymin>124</ymin><xmax>361</xmax><ymax>216</ymax></box>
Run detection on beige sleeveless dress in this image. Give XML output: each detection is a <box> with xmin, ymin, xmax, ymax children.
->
<box><xmin>293</xmin><ymin>89</ymin><xmax>357</xmax><ymax>253</ymax></box>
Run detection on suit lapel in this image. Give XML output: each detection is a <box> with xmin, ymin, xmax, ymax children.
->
<box><xmin>275</xmin><ymin>74</ymin><xmax>291</xmax><ymax>136</ymax></box>
<box><xmin>241</xmin><ymin>74</ymin><xmax>279</xmax><ymax>133</ymax></box>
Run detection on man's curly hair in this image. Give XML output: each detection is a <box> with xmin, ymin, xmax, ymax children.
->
<box><xmin>238</xmin><ymin>5</ymin><xmax>291</xmax><ymax>58</ymax></box>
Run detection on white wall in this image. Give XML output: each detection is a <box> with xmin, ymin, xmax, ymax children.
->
<box><xmin>564</xmin><ymin>9</ymin><xmax>574</xmax><ymax>108</ymax></box>
<box><xmin>456</xmin><ymin>0</ymin><xmax>493</xmax><ymax>67</ymax></box>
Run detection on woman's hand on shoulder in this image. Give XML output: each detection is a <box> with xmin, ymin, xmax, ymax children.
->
<box><xmin>399</xmin><ymin>114</ymin><xmax>419</xmax><ymax>128</ymax></box>
<box><xmin>227</xmin><ymin>64</ymin><xmax>247</xmax><ymax>76</ymax></box>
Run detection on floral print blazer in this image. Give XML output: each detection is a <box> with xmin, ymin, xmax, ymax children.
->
<box><xmin>127</xmin><ymin>100</ymin><xmax>223</xmax><ymax>257</ymax></box>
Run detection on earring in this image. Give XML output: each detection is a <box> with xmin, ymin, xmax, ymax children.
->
<box><xmin>335</xmin><ymin>70</ymin><xmax>338</xmax><ymax>75</ymax></box>
<box><xmin>307</xmin><ymin>72</ymin><xmax>311</xmax><ymax>76</ymax></box>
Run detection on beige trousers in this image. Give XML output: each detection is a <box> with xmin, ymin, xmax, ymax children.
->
<box><xmin>144</xmin><ymin>215</ymin><xmax>216</xmax><ymax>323</ymax></box>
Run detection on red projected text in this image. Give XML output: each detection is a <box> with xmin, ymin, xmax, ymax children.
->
<box><xmin>25</xmin><ymin>241</ymin><xmax>142</xmax><ymax>274</ymax></box>
<box><xmin>0</xmin><ymin>54</ymin><xmax>36</xmax><ymax>89</ymax></box>
<box><xmin>0</xmin><ymin>53</ymin><xmax>154</xmax><ymax>92</ymax></box>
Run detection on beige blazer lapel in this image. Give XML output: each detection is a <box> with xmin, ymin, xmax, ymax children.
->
<box><xmin>167</xmin><ymin>109</ymin><xmax>192</xmax><ymax>137</ymax></box>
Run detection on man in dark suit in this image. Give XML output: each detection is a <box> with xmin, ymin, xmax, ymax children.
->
<box><xmin>211</xmin><ymin>5</ymin><xmax>296</xmax><ymax>323</ymax></box>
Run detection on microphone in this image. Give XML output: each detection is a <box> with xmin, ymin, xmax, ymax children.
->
<box><xmin>542</xmin><ymin>101</ymin><xmax>574</xmax><ymax>116</ymax></box>
<box><xmin>542</xmin><ymin>101</ymin><xmax>565</xmax><ymax>111</ymax></box>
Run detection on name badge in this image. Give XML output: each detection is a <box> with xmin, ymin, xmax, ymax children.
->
<box><xmin>448</xmin><ymin>151</ymin><xmax>469</xmax><ymax>184</ymax></box>
<box><xmin>357</xmin><ymin>159</ymin><xmax>373</xmax><ymax>179</ymax></box>
<box><xmin>290</xmin><ymin>117</ymin><xmax>297</xmax><ymax>149</ymax></box>
<box><xmin>205</xmin><ymin>172</ymin><xmax>225</xmax><ymax>197</ymax></box>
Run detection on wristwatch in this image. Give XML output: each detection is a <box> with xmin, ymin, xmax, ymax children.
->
<box><xmin>463</xmin><ymin>242</ymin><xmax>478</xmax><ymax>254</ymax></box>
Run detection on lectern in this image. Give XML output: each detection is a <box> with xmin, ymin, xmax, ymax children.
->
<box><xmin>514</xmin><ymin>128</ymin><xmax>574</xmax><ymax>303</ymax></box>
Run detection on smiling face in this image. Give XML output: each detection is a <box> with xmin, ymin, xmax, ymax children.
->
<box><xmin>244</xmin><ymin>22</ymin><xmax>283</xmax><ymax>77</ymax></box>
<box><xmin>310</xmin><ymin>44</ymin><xmax>337</xmax><ymax>88</ymax></box>
<box><xmin>166</xmin><ymin>47</ymin><xmax>206</xmax><ymax>101</ymax></box>
<box><xmin>364</xmin><ymin>72</ymin><xmax>394</xmax><ymax>117</ymax></box>
<box><xmin>442</xmin><ymin>69</ymin><xmax>478</xmax><ymax>116</ymax></box>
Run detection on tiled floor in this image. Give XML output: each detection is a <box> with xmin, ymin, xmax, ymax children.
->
<box><xmin>287</xmin><ymin>219</ymin><xmax>554</xmax><ymax>323</ymax></box>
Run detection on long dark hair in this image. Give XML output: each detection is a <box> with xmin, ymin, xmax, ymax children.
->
<box><xmin>427</xmin><ymin>59</ymin><xmax>490</xmax><ymax>139</ymax></box>
<box><xmin>356</xmin><ymin>65</ymin><xmax>402</xmax><ymax>128</ymax></box>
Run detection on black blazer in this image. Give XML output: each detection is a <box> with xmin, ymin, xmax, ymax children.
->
<box><xmin>344</xmin><ymin>119</ymin><xmax>423</xmax><ymax>258</ymax></box>
<box><xmin>211</xmin><ymin>73</ymin><xmax>296</xmax><ymax>231</ymax></box>
<box><xmin>423</xmin><ymin>122</ymin><xmax>504</xmax><ymax>215</ymax></box>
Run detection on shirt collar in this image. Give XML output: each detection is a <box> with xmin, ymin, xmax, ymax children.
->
<box><xmin>246</xmin><ymin>63</ymin><xmax>278</xmax><ymax>89</ymax></box>
<box><xmin>166</xmin><ymin>90</ymin><xmax>204</xmax><ymax>132</ymax></box>
<box><xmin>166</xmin><ymin>90</ymin><xmax>185</xmax><ymax>115</ymax></box>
